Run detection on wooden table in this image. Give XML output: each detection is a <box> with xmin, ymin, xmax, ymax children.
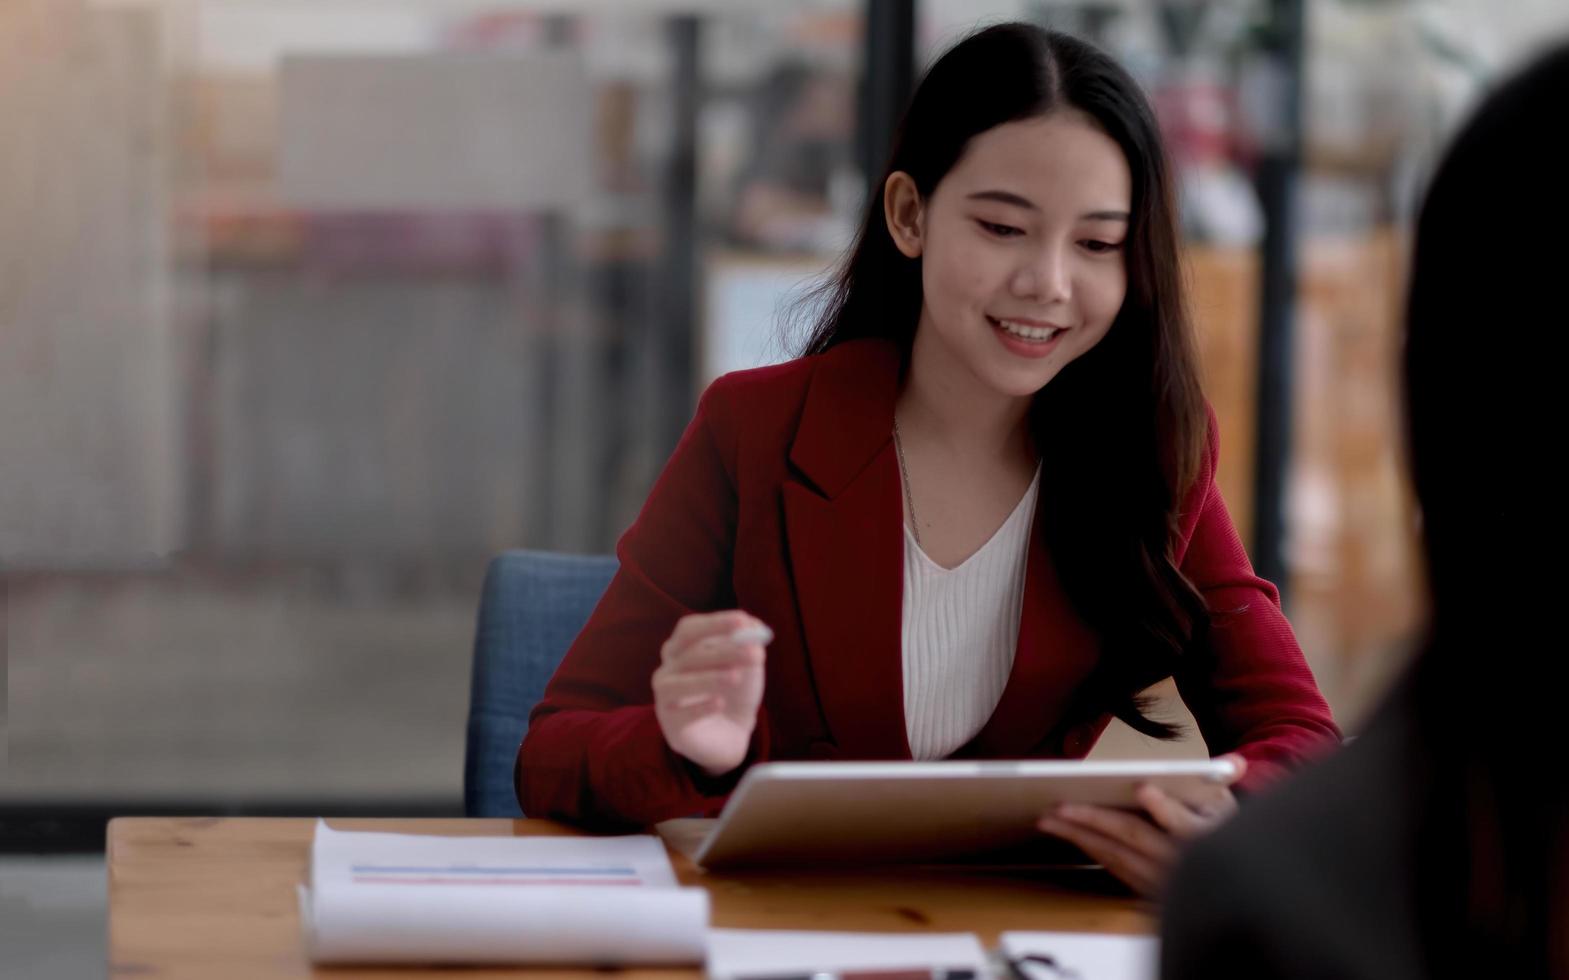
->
<box><xmin>107</xmin><ymin>817</ymin><xmax>1153</xmax><ymax>979</ymax></box>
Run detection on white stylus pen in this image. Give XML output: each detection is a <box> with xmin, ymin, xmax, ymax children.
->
<box><xmin>672</xmin><ymin>624</ymin><xmax>772</xmax><ymax>708</ymax></box>
<box><xmin>729</xmin><ymin>624</ymin><xmax>774</xmax><ymax>646</ymax></box>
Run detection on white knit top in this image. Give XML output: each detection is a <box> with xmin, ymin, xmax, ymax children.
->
<box><xmin>901</xmin><ymin>464</ymin><xmax>1040</xmax><ymax>760</ymax></box>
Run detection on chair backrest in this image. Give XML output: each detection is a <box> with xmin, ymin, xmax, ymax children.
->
<box><xmin>463</xmin><ymin>550</ymin><xmax>618</xmax><ymax>817</ymax></box>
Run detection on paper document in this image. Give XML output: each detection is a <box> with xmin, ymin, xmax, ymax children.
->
<box><xmin>299</xmin><ymin>820</ymin><xmax>708</xmax><ymax>965</ymax></box>
<box><xmin>707</xmin><ymin>929</ymin><xmax>988</xmax><ymax>980</ymax></box>
<box><xmin>1000</xmin><ymin>931</ymin><xmax>1157</xmax><ymax>980</ymax></box>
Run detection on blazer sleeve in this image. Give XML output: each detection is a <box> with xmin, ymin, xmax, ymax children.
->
<box><xmin>515</xmin><ymin>377</ymin><xmax>770</xmax><ymax>827</ymax></box>
<box><xmin>1172</xmin><ymin>409</ymin><xmax>1341</xmax><ymax>794</ymax></box>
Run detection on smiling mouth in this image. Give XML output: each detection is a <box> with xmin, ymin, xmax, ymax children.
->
<box><xmin>986</xmin><ymin>315</ymin><xmax>1066</xmax><ymax>343</ymax></box>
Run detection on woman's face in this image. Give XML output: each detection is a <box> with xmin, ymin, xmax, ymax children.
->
<box><xmin>886</xmin><ymin>109</ymin><xmax>1132</xmax><ymax>400</ymax></box>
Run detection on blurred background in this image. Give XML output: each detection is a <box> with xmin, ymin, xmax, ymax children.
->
<box><xmin>2</xmin><ymin>0</ymin><xmax>1567</xmax><ymax>968</ymax></box>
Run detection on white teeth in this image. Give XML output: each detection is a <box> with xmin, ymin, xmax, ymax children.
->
<box><xmin>993</xmin><ymin>318</ymin><xmax>1062</xmax><ymax>342</ymax></box>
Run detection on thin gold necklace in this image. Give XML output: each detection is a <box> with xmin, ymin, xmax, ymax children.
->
<box><xmin>892</xmin><ymin>416</ymin><xmax>921</xmax><ymax>548</ymax></box>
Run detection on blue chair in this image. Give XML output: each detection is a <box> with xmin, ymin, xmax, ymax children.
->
<box><xmin>464</xmin><ymin>550</ymin><xmax>618</xmax><ymax>817</ymax></box>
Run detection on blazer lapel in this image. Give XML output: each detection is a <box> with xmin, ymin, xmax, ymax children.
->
<box><xmin>781</xmin><ymin>340</ymin><xmax>911</xmax><ymax>760</ymax></box>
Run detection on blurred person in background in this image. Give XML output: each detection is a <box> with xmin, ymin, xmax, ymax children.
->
<box><xmin>1161</xmin><ymin>41</ymin><xmax>1569</xmax><ymax>980</ymax></box>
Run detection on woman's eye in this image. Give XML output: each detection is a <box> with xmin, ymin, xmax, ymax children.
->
<box><xmin>1081</xmin><ymin>239</ymin><xmax>1124</xmax><ymax>254</ymax></box>
<box><xmin>976</xmin><ymin>219</ymin><xmax>1024</xmax><ymax>238</ymax></box>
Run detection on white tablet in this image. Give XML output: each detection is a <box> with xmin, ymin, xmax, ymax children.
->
<box><xmin>692</xmin><ymin>758</ymin><xmax>1238</xmax><ymax>869</ymax></box>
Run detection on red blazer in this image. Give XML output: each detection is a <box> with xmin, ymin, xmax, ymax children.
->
<box><xmin>517</xmin><ymin>339</ymin><xmax>1340</xmax><ymax>827</ymax></box>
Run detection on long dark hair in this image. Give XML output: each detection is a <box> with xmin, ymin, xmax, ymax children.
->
<box><xmin>1402</xmin><ymin>43</ymin><xmax>1569</xmax><ymax>977</ymax></box>
<box><xmin>798</xmin><ymin>24</ymin><xmax>1209</xmax><ymax>738</ymax></box>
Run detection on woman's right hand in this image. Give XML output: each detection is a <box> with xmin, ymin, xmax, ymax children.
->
<box><xmin>652</xmin><ymin>611</ymin><xmax>772</xmax><ymax>778</ymax></box>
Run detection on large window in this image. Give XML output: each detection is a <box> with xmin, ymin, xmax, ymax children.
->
<box><xmin>3</xmin><ymin>0</ymin><xmax>864</xmax><ymax>808</ymax></box>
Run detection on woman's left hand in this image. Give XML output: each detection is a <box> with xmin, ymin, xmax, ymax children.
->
<box><xmin>1036</xmin><ymin>754</ymin><xmax>1247</xmax><ymax>898</ymax></box>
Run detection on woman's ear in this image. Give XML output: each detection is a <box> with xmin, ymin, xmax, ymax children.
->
<box><xmin>883</xmin><ymin>171</ymin><xmax>925</xmax><ymax>259</ymax></box>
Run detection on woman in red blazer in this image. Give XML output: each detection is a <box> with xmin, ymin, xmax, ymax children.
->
<box><xmin>519</xmin><ymin>24</ymin><xmax>1339</xmax><ymax>894</ymax></box>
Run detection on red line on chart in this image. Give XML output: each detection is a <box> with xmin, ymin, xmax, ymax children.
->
<box><xmin>352</xmin><ymin>876</ymin><xmax>646</xmax><ymax>886</ymax></box>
